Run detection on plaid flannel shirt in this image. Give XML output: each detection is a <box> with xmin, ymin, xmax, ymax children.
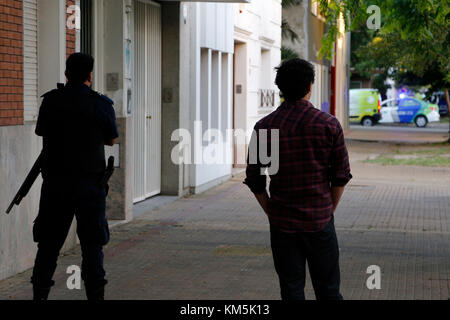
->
<box><xmin>244</xmin><ymin>99</ymin><xmax>352</xmax><ymax>232</ymax></box>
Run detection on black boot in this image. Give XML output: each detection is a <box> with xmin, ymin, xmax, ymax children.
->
<box><xmin>33</xmin><ymin>286</ymin><xmax>51</xmax><ymax>300</ymax></box>
<box><xmin>85</xmin><ymin>285</ymin><xmax>105</xmax><ymax>300</ymax></box>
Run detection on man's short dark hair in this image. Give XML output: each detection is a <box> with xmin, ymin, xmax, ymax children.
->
<box><xmin>65</xmin><ymin>53</ymin><xmax>94</xmax><ymax>85</ymax></box>
<box><xmin>275</xmin><ymin>58</ymin><xmax>315</xmax><ymax>102</ymax></box>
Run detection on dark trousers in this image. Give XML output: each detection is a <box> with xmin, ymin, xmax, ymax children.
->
<box><xmin>31</xmin><ymin>177</ymin><xmax>109</xmax><ymax>291</ymax></box>
<box><xmin>270</xmin><ymin>218</ymin><xmax>343</xmax><ymax>300</ymax></box>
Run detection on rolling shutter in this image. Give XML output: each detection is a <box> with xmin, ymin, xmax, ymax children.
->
<box><xmin>23</xmin><ymin>0</ymin><xmax>38</xmax><ymax>121</ymax></box>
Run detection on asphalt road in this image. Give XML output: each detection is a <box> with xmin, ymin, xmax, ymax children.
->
<box><xmin>347</xmin><ymin>122</ymin><xmax>450</xmax><ymax>144</ymax></box>
<box><xmin>350</xmin><ymin>122</ymin><xmax>450</xmax><ymax>134</ymax></box>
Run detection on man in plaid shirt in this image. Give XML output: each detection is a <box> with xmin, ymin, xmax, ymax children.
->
<box><xmin>244</xmin><ymin>58</ymin><xmax>352</xmax><ymax>300</ymax></box>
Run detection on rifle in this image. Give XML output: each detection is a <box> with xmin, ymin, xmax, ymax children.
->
<box><xmin>6</xmin><ymin>152</ymin><xmax>43</xmax><ymax>214</ymax></box>
<box><xmin>6</xmin><ymin>155</ymin><xmax>115</xmax><ymax>215</ymax></box>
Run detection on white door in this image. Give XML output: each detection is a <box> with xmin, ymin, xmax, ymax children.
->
<box><xmin>133</xmin><ymin>0</ymin><xmax>162</xmax><ymax>202</ymax></box>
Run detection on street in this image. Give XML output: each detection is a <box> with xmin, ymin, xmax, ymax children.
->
<box><xmin>347</xmin><ymin>122</ymin><xmax>450</xmax><ymax>144</ymax></box>
<box><xmin>1</xmin><ymin>0</ymin><xmax>449</xmax><ymax>305</ymax></box>
<box><xmin>0</xmin><ymin>140</ymin><xmax>449</xmax><ymax>300</ymax></box>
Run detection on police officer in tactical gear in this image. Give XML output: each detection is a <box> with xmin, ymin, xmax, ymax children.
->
<box><xmin>31</xmin><ymin>53</ymin><xmax>119</xmax><ymax>300</ymax></box>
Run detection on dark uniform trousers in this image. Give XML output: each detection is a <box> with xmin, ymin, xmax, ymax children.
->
<box><xmin>31</xmin><ymin>174</ymin><xmax>110</xmax><ymax>292</ymax></box>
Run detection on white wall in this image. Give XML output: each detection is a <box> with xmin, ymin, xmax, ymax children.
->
<box><xmin>234</xmin><ymin>0</ymin><xmax>281</xmax><ymax>131</ymax></box>
<box><xmin>310</xmin><ymin>62</ymin><xmax>329</xmax><ymax>111</ymax></box>
<box><xmin>188</xmin><ymin>2</ymin><xmax>234</xmax><ymax>193</ymax></box>
<box><xmin>233</xmin><ymin>0</ymin><xmax>282</xmax><ymax>165</ymax></box>
<box><xmin>199</xmin><ymin>3</ymin><xmax>234</xmax><ymax>53</ymax></box>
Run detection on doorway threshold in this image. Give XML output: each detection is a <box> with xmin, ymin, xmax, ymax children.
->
<box><xmin>133</xmin><ymin>195</ymin><xmax>179</xmax><ymax>219</ymax></box>
<box><xmin>108</xmin><ymin>196</ymin><xmax>179</xmax><ymax>229</ymax></box>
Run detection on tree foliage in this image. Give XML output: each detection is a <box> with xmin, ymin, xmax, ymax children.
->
<box><xmin>317</xmin><ymin>0</ymin><xmax>450</xmax><ymax>86</ymax></box>
<box><xmin>281</xmin><ymin>47</ymin><xmax>300</xmax><ymax>61</ymax></box>
<box><xmin>281</xmin><ymin>1</ymin><xmax>302</xmax><ymax>62</ymax></box>
<box><xmin>282</xmin><ymin>0</ymin><xmax>302</xmax><ymax>8</ymax></box>
<box><xmin>281</xmin><ymin>0</ymin><xmax>302</xmax><ymax>42</ymax></box>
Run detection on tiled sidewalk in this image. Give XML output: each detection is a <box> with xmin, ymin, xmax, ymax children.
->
<box><xmin>0</xmin><ymin>143</ymin><xmax>449</xmax><ymax>300</ymax></box>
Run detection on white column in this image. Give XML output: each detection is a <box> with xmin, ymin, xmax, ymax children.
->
<box><xmin>211</xmin><ymin>51</ymin><xmax>222</xmax><ymax>132</ymax></box>
<box><xmin>221</xmin><ymin>52</ymin><xmax>233</xmax><ymax>165</ymax></box>
<box><xmin>200</xmin><ymin>48</ymin><xmax>212</xmax><ymax>134</ymax></box>
<box><xmin>221</xmin><ymin>53</ymin><xmax>231</xmax><ymax>137</ymax></box>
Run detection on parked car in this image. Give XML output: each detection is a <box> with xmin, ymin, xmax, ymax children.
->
<box><xmin>349</xmin><ymin>89</ymin><xmax>381</xmax><ymax>126</ymax></box>
<box><xmin>379</xmin><ymin>98</ymin><xmax>440</xmax><ymax>127</ymax></box>
<box><xmin>427</xmin><ymin>91</ymin><xmax>448</xmax><ymax>116</ymax></box>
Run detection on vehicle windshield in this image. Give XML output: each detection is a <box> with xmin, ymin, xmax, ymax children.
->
<box><xmin>381</xmin><ymin>100</ymin><xmax>399</xmax><ymax>108</ymax></box>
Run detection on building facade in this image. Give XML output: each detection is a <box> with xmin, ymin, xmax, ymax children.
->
<box><xmin>281</xmin><ymin>0</ymin><xmax>350</xmax><ymax>128</ymax></box>
<box><xmin>0</xmin><ymin>0</ymin><xmax>349</xmax><ymax>282</ymax></box>
<box><xmin>0</xmin><ymin>0</ymin><xmax>264</xmax><ymax>280</ymax></box>
<box><xmin>233</xmin><ymin>0</ymin><xmax>282</xmax><ymax>167</ymax></box>
<box><xmin>0</xmin><ymin>0</ymin><xmax>78</xmax><ymax>281</ymax></box>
